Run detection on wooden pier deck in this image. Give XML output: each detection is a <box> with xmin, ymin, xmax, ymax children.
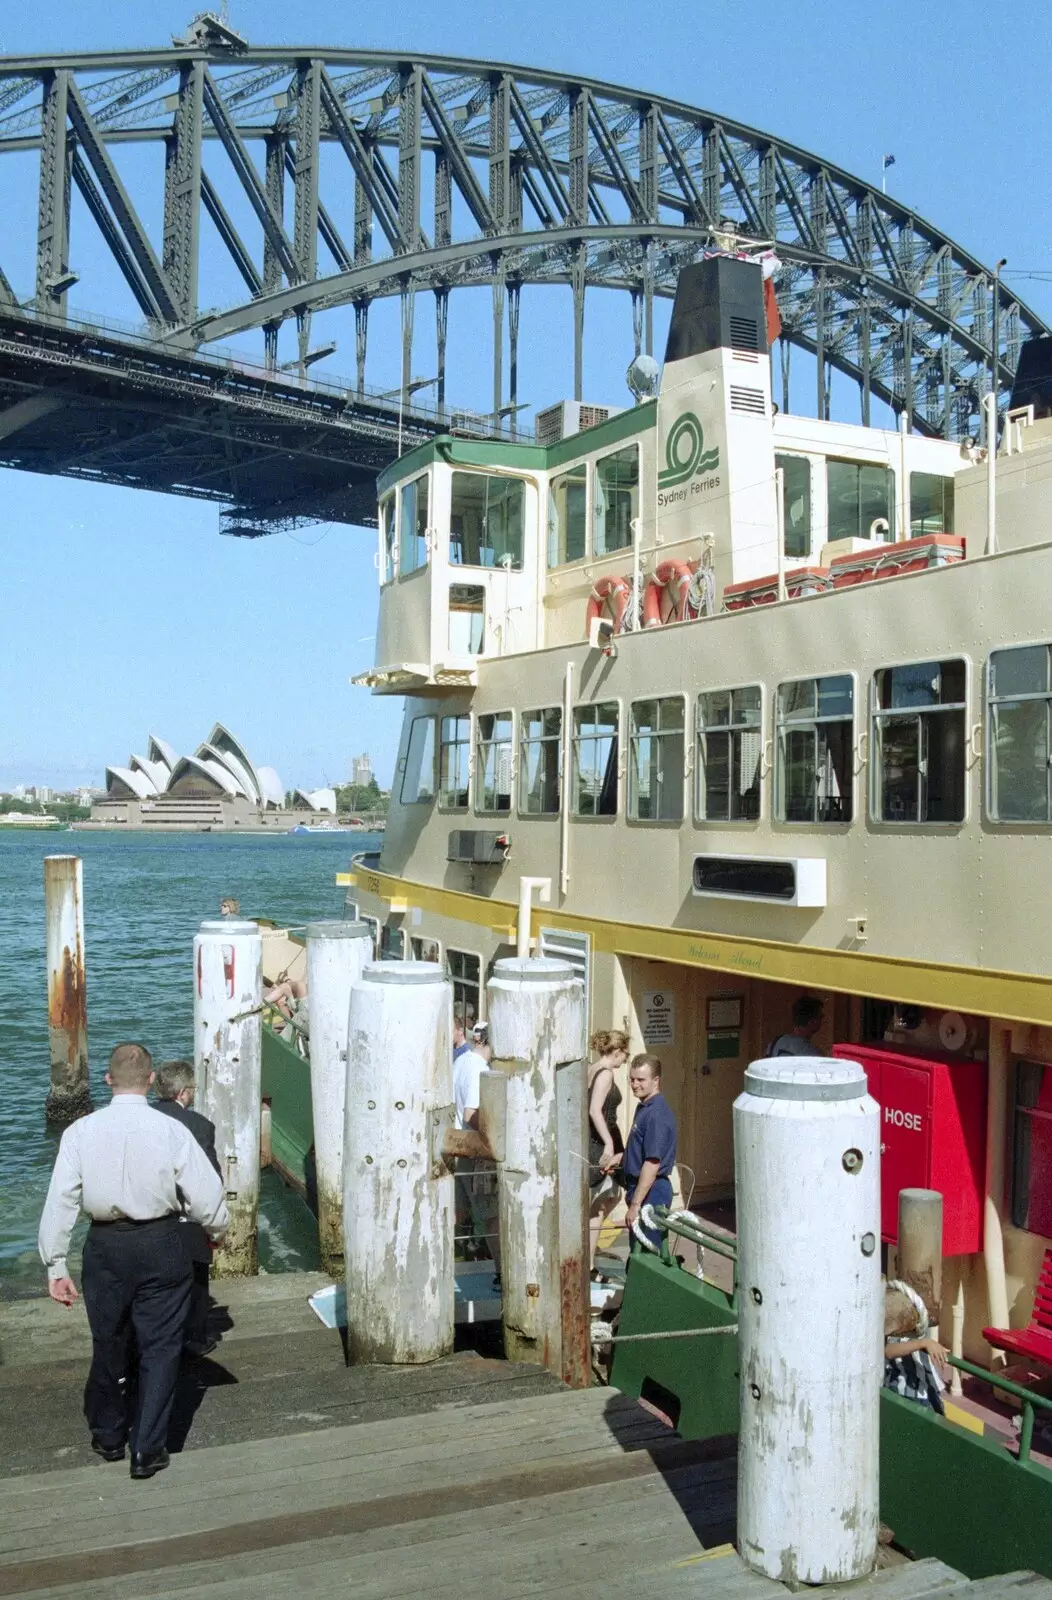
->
<box><xmin>1</xmin><ymin>1274</ymin><xmax>1050</xmax><ymax>1600</ymax></box>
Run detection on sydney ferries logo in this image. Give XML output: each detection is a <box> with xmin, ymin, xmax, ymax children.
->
<box><xmin>658</xmin><ymin>411</ymin><xmax>720</xmax><ymax>490</ymax></box>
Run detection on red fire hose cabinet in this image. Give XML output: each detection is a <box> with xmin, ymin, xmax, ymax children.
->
<box><xmin>831</xmin><ymin>1043</ymin><xmax>987</xmax><ymax>1256</ymax></box>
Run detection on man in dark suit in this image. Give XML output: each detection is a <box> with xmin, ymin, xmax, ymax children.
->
<box><xmin>154</xmin><ymin>1061</ymin><xmax>222</xmax><ymax>1356</ymax></box>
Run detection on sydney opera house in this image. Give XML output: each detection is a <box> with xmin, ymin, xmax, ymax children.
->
<box><xmin>93</xmin><ymin>724</ymin><xmax>337</xmax><ymax>829</ymax></box>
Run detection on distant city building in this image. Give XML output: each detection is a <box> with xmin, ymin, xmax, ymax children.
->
<box><xmin>12</xmin><ymin>784</ymin><xmax>26</xmax><ymax>799</ymax></box>
<box><xmin>36</xmin><ymin>785</ymin><xmax>53</xmax><ymax>804</ymax></box>
<box><xmin>350</xmin><ymin>753</ymin><xmax>373</xmax><ymax>788</ymax></box>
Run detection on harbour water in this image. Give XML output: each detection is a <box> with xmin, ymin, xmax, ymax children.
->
<box><xmin>0</xmin><ymin>828</ymin><xmax>381</xmax><ymax>1297</ymax></box>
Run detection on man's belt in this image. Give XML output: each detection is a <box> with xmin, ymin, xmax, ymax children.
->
<box><xmin>89</xmin><ymin>1212</ymin><xmax>179</xmax><ymax>1229</ymax></box>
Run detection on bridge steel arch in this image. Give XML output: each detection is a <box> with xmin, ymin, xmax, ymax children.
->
<box><xmin>0</xmin><ymin>27</ymin><xmax>1043</xmax><ymax>526</ymax></box>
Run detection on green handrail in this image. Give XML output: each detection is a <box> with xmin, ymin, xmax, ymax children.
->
<box><xmin>948</xmin><ymin>1354</ymin><xmax>1052</xmax><ymax>1466</ymax></box>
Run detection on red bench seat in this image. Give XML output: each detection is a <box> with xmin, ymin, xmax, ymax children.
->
<box><xmin>983</xmin><ymin>1247</ymin><xmax>1052</xmax><ymax>1367</ymax></box>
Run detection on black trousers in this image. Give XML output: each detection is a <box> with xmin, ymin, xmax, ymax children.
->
<box><xmin>81</xmin><ymin>1216</ymin><xmax>191</xmax><ymax>1457</ymax></box>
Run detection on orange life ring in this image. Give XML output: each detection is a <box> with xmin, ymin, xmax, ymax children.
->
<box><xmin>585</xmin><ymin>574</ymin><xmax>632</xmax><ymax>634</ymax></box>
<box><xmin>643</xmin><ymin>560</ymin><xmax>695</xmax><ymax>627</ymax></box>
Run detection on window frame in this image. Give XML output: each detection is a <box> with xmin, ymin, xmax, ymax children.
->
<box><xmin>438</xmin><ymin>713</ymin><xmax>472</xmax><ymax>813</ymax></box>
<box><xmin>446</xmin><ymin>947</ymin><xmax>482</xmax><ymax>1028</ymax></box>
<box><xmin>775</xmin><ymin>453</ymin><xmax>813</xmax><ymax>559</ymax></box>
<box><xmin>627</xmin><ymin>692</ymin><xmax>687</xmax><ymax>824</ymax></box>
<box><xmin>380</xmin><ymin>922</ymin><xmax>406</xmax><ymax>961</ymax></box>
<box><xmin>399</xmin><ymin>715</ymin><xmax>437</xmax><ymax>805</ymax></box>
<box><xmin>694</xmin><ymin>684</ymin><xmax>764</xmax><ymax>825</ymax></box>
<box><xmin>548</xmin><ymin>460</ymin><xmax>589</xmax><ymax>568</ymax></box>
<box><xmin>398</xmin><ymin>471</ymin><xmax>430</xmax><ymax>578</ymax></box>
<box><xmin>449</xmin><ymin>469</ymin><xmax>526</xmax><ymax>571</ymax></box>
<box><xmin>410</xmin><ymin>934</ymin><xmax>442</xmax><ymax>963</ymax></box>
<box><xmin>909</xmin><ymin>470</ymin><xmax>955</xmax><ymax>537</ymax></box>
<box><xmin>475</xmin><ymin>709</ymin><xmax>514</xmax><ymax>816</ymax></box>
<box><xmin>825</xmin><ymin>456</ymin><xmax>896</xmax><ymax>543</ymax></box>
<box><xmin>986</xmin><ymin>641</ymin><xmax>1052</xmax><ymax>827</ymax></box>
<box><xmin>379</xmin><ymin>492</ymin><xmax>397</xmax><ymax>584</ymax></box>
<box><xmin>571</xmin><ymin>699</ymin><xmax>622</xmax><ymax>820</ymax></box>
<box><xmin>869</xmin><ymin>656</ymin><xmax>969</xmax><ymax>827</ymax></box>
<box><xmin>518</xmin><ymin>705</ymin><xmax>563</xmax><ymax>818</ymax></box>
<box><xmin>774</xmin><ymin>673</ymin><xmax>856</xmax><ymax>826</ymax></box>
<box><xmin>593</xmin><ymin>443</ymin><xmax>640</xmax><ymax>557</ymax></box>
<box><xmin>360</xmin><ymin>914</ymin><xmax>380</xmax><ymax>959</ymax></box>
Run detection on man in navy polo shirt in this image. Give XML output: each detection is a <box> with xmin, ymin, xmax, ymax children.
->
<box><xmin>622</xmin><ymin>1053</ymin><xmax>677</xmax><ymax>1250</ymax></box>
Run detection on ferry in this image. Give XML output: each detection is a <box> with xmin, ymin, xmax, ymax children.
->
<box><xmin>259</xmin><ymin>255</ymin><xmax>1052</xmax><ymax>1574</ymax></box>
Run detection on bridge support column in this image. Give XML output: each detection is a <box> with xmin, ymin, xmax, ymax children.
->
<box><xmin>400</xmin><ymin>284</ymin><xmax>415</xmax><ymax>410</ymax></box>
<box><xmin>43</xmin><ymin>855</ymin><xmax>91</xmax><ymax>1123</ymax></box>
<box><xmin>572</xmin><ymin>246</ymin><xmax>586</xmax><ymax>401</ymax></box>
<box><xmin>343</xmin><ymin>962</ymin><xmax>454</xmax><ymax>1364</ymax></box>
<box><xmin>306</xmin><ymin>919</ymin><xmax>373</xmax><ymax>1277</ymax></box>
<box><xmin>736</xmin><ymin>1056</ymin><xmax>880</xmax><ymax>1585</ymax></box>
<box><xmin>492</xmin><ymin>265</ymin><xmax>504</xmax><ymax>426</ymax></box>
<box><xmin>488</xmin><ymin>957</ymin><xmax>588</xmax><ymax>1387</ymax></box>
<box><xmin>354</xmin><ymin>300</ymin><xmax>368</xmax><ymax>397</ymax></box>
<box><xmin>508</xmin><ymin>281</ymin><xmax>520</xmax><ymax>417</ymax></box>
<box><xmin>194</xmin><ymin>918</ymin><xmax>263</xmax><ymax>1276</ymax></box>
<box><xmin>434</xmin><ymin>289</ymin><xmax>447</xmax><ymax>415</ymax></box>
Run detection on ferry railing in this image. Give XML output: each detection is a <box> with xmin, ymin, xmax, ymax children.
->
<box><xmin>948</xmin><ymin>1354</ymin><xmax>1052</xmax><ymax>1465</ymax></box>
<box><xmin>648</xmin><ymin>1206</ymin><xmax>738</xmax><ymax>1296</ymax></box>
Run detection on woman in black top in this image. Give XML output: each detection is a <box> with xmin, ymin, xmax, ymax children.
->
<box><xmin>587</xmin><ymin>1028</ymin><xmax>629</xmax><ymax>1276</ymax></box>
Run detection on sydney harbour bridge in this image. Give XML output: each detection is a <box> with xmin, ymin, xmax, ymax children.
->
<box><xmin>0</xmin><ymin>11</ymin><xmax>1042</xmax><ymax>534</ymax></box>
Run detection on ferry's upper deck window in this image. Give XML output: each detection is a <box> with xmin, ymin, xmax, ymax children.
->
<box><xmin>380</xmin><ymin>493</ymin><xmax>396</xmax><ymax>584</ymax></box>
<box><xmin>438</xmin><ymin>714</ymin><xmax>471</xmax><ymax>810</ymax></box>
<box><xmin>988</xmin><ymin>644</ymin><xmax>1052</xmax><ymax>823</ymax></box>
<box><xmin>629</xmin><ymin>697</ymin><xmax>685</xmax><ymax>822</ymax></box>
<box><xmin>827</xmin><ymin>459</ymin><xmax>895</xmax><ymax>542</ymax></box>
<box><xmin>548</xmin><ymin>463</ymin><xmax>587</xmax><ymax>566</ymax></box>
<box><xmin>400</xmin><ymin>716</ymin><xmax>436</xmax><ymax>804</ymax></box>
<box><xmin>776</xmin><ymin>675</ymin><xmax>854</xmax><ymax>824</ymax></box>
<box><xmin>380</xmin><ymin>923</ymin><xmax>406</xmax><ymax>960</ymax></box>
<box><xmin>696</xmin><ymin>687</ymin><xmax>762</xmax><ymax>822</ymax></box>
<box><xmin>572</xmin><ymin>702</ymin><xmax>619</xmax><ymax>818</ymax></box>
<box><xmin>910</xmin><ymin>472</ymin><xmax>955</xmax><ymax>537</ymax></box>
<box><xmin>519</xmin><ymin>707</ymin><xmax>562</xmax><ymax>816</ymax></box>
<box><xmin>450</xmin><ymin>472</ymin><xmax>525</xmax><ymax>570</ymax></box>
<box><xmin>449</xmin><ymin>585</ymin><xmax>485</xmax><ymax>655</ymax></box>
<box><xmin>594</xmin><ymin>446</ymin><xmax>639</xmax><ymax>555</ymax></box>
<box><xmin>477</xmin><ymin>712</ymin><xmax>513</xmax><ymax>814</ymax></box>
<box><xmin>872</xmin><ymin>659</ymin><xmax>966</xmax><ymax>824</ymax></box>
<box><xmin>447</xmin><ymin>948</ymin><xmax>481</xmax><ymax>1025</ymax></box>
<box><xmin>399</xmin><ymin>474</ymin><xmax>429</xmax><ymax>576</ymax></box>
<box><xmin>776</xmin><ymin>456</ymin><xmax>811</xmax><ymax>558</ymax></box>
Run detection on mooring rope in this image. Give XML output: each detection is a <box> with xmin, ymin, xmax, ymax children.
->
<box><xmin>591</xmin><ymin>1322</ymin><xmax>738</xmax><ymax>1345</ymax></box>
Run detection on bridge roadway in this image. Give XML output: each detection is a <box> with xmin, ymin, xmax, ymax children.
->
<box><xmin>0</xmin><ymin>307</ymin><xmax>473</xmax><ymax>535</ymax></box>
<box><xmin>1</xmin><ymin>1273</ymin><xmax>1050</xmax><ymax>1600</ymax></box>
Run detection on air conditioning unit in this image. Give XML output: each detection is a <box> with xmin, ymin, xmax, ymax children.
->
<box><xmin>447</xmin><ymin>830</ymin><xmax>510</xmax><ymax>865</ymax></box>
<box><xmin>534</xmin><ymin>400</ymin><xmax>621</xmax><ymax>447</ymax></box>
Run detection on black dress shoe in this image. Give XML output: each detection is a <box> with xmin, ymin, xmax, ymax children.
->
<box><xmin>91</xmin><ymin>1437</ymin><xmax>125</xmax><ymax>1463</ymax></box>
<box><xmin>130</xmin><ymin>1449</ymin><xmax>170</xmax><ymax>1480</ymax></box>
<box><xmin>183</xmin><ymin>1337</ymin><xmax>218</xmax><ymax>1357</ymax></box>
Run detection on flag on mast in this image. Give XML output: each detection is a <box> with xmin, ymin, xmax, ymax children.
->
<box><xmin>882</xmin><ymin>154</ymin><xmax>896</xmax><ymax>170</ymax></box>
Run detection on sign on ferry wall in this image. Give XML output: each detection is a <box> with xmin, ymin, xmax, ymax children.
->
<box><xmin>642</xmin><ymin>990</ymin><xmax>676</xmax><ymax>1047</ymax></box>
<box><xmin>655</xmin><ymin>345</ymin><xmax>778</xmax><ymax>589</ymax></box>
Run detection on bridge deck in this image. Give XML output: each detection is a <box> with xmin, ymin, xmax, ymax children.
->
<box><xmin>0</xmin><ymin>1275</ymin><xmax>1048</xmax><ymax>1600</ymax></box>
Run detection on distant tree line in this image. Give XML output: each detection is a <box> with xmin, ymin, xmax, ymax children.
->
<box><xmin>335</xmin><ymin>778</ymin><xmax>387</xmax><ymax>816</ymax></box>
<box><xmin>1</xmin><ymin>798</ymin><xmax>90</xmax><ymax>821</ymax></box>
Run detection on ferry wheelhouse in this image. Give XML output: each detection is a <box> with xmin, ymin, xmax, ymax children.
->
<box><xmin>348</xmin><ymin>255</ymin><xmax>1052</xmax><ymax>1369</ymax></box>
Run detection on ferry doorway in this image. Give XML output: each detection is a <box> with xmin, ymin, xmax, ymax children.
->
<box><xmin>620</xmin><ymin>958</ymin><xmax>845</xmax><ymax>1217</ymax></box>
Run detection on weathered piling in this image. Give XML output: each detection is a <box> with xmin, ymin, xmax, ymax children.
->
<box><xmin>488</xmin><ymin>957</ymin><xmax>588</xmax><ymax>1386</ymax></box>
<box><xmin>343</xmin><ymin>961</ymin><xmax>454</xmax><ymax>1364</ymax></box>
<box><xmin>194</xmin><ymin>918</ymin><xmax>263</xmax><ymax>1276</ymax></box>
<box><xmin>305</xmin><ymin>919</ymin><xmax>372</xmax><ymax>1277</ymax></box>
<box><xmin>897</xmin><ymin>1187</ymin><xmax>943</xmax><ymax>1325</ymax></box>
<box><xmin>43</xmin><ymin>855</ymin><xmax>91</xmax><ymax>1122</ymax></box>
<box><xmin>735</xmin><ymin>1057</ymin><xmax>881</xmax><ymax>1586</ymax></box>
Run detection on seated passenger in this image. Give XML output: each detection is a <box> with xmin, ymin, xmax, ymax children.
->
<box><xmin>884</xmin><ymin>1279</ymin><xmax>948</xmax><ymax>1411</ymax></box>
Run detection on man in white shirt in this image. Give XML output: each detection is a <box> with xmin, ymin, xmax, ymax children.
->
<box><xmin>453</xmin><ymin>1023</ymin><xmax>501</xmax><ymax>1278</ymax></box>
<box><xmin>39</xmin><ymin>1042</ymin><xmax>228</xmax><ymax>1480</ymax></box>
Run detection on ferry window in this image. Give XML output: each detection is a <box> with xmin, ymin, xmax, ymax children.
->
<box><xmin>399</xmin><ymin>473</ymin><xmax>429</xmax><ymax>575</ymax></box>
<box><xmin>410</xmin><ymin>935</ymin><xmax>441</xmax><ymax>962</ymax></box>
<box><xmin>696</xmin><ymin>686</ymin><xmax>762</xmax><ymax>821</ymax></box>
<box><xmin>776</xmin><ymin>675</ymin><xmax>854</xmax><ymax>823</ymax></box>
<box><xmin>380</xmin><ymin>494</ymin><xmax>396</xmax><ymax>583</ymax></box>
<box><xmin>449</xmin><ymin>585</ymin><xmax>485</xmax><ymax>655</ymax></box>
<box><xmin>400</xmin><ymin>717</ymin><xmax>436</xmax><ymax>804</ymax></box>
<box><xmin>380</xmin><ymin>923</ymin><xmax>406</xmax><ymax>960</ymax></box>
<box><xmin>360</xmin><ymin>914</ymin><xmax>380</xmax><ymax>959</ymax></box>
<box><xmin>594</xmin><ymin>446</ymin><xmax>639</xmax><ymax>555</ymax></box>
<box><xmin>776</xmin><ymin>455</ymin><xmax>811</xmax><ymax>558</ymax></box>
<box><xmin>450</xmin><ymin>471</ymin><xmax>524</xmax><ymax>570</ymax></box>
<box><xmin>988</xmin><ymin>644</ymin><xmax>1052</xmax><ymax>822</ymax></box>
<box><xmin>477</xmin><ymin>711</ymin><xmax>513</xmax><ymax>814</ymax></box>
<box><xmin>549</xmin><ymin>462</ymin><xmax>587</xmax><ymax>566</ymax></box>
<box><xmin>910</xmin><ymin>472</ymin><xmax>954</xmax><ymax>536</ymax></box>
<box><xmin>520</xmin><ymin>707</ymin><xmax>562</xmax><ymax>815</ymax></box>
<box><xmin>573</xmin><ymin>702</ymin><xmax>619</xmax><ymax>818</ymax></box>
<box><xmin>447</xmin><ymin>949</ymin><xmax>481</xmax><ymax>1027</ymax></box>
<box><xmin>629</xmin><ymin>697</ymin><xmax>685</xmax><ymax>821</ymax></box>
<box><xmin>827</xmin><ymin>459</ymin><xmax>895</xmax><ymax>542</ymax></box>
<box><xmin>1011</xmin><ymin>1060</ymin><xmax>1052</xmax><ymax>1236</ymax></box>
<box><xmin>438</xmin><ymin>715</ymin><xmax>471</xmax><ymax>810</ymax></box>
<box><xmin>872</xmin><ymin>659</ymin><xmax>966</xmax><ymax>824</ymax></box>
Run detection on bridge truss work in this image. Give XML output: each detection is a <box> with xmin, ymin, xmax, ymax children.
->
<box><xmin>0</xmin><ymin>16</ymin><xmax>1044</xmax><ymax>531</ymax></box>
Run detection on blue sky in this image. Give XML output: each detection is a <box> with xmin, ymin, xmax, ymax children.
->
<box><xmin>3</xmin><ymin>0</ymin><xmax>1052</xmax><ymax>792</ymax></box>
